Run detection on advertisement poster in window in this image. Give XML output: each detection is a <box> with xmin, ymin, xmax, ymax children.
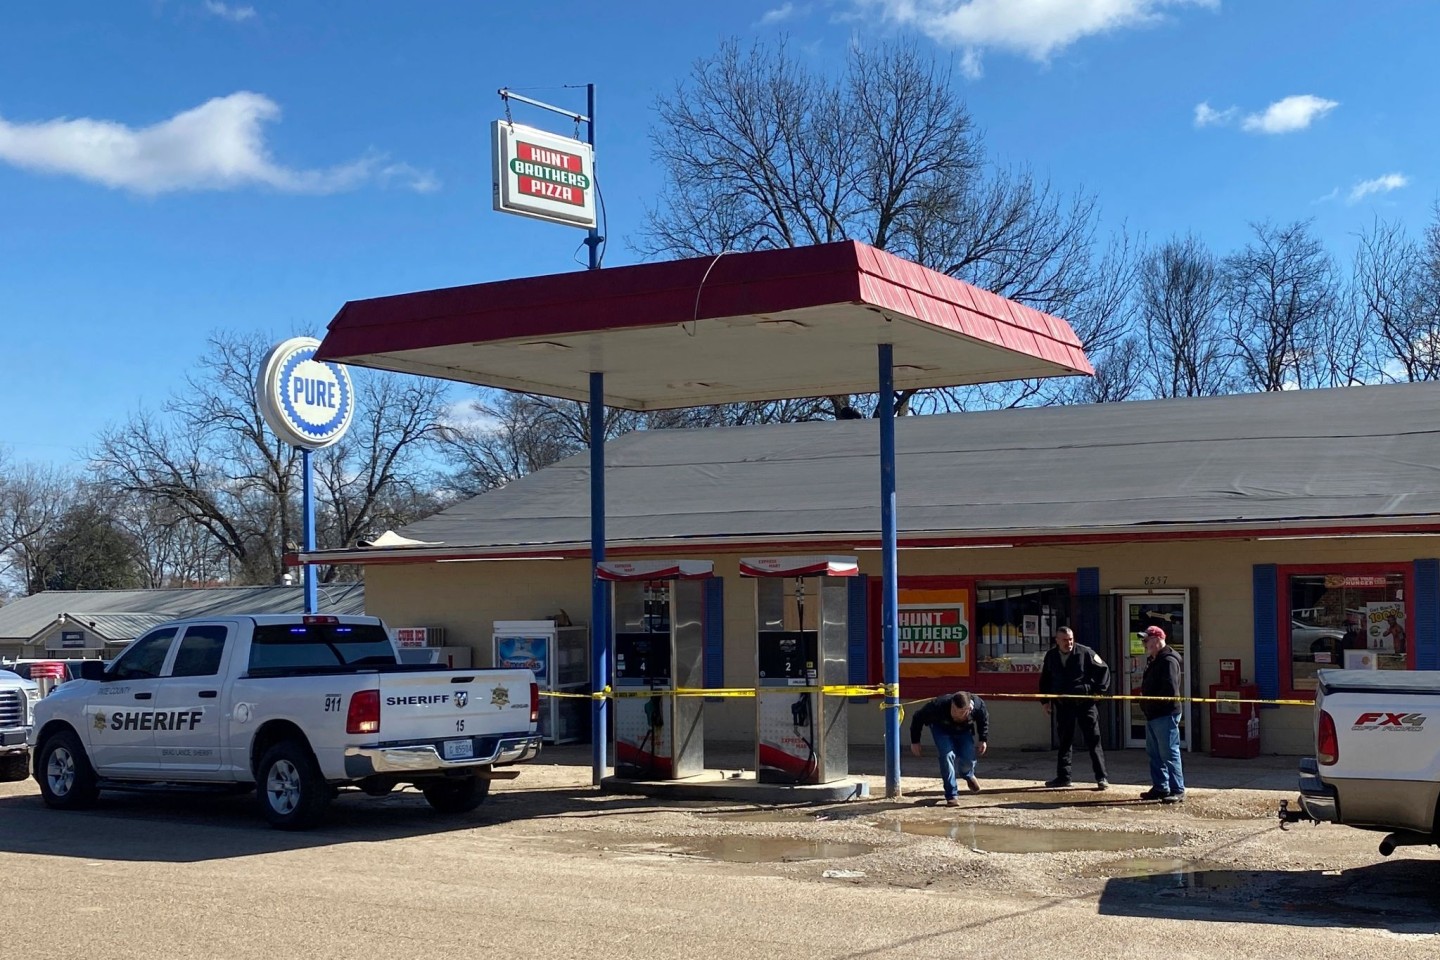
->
<box><xmin>1364</xmin><ymin>601</ymin><xmax>1407</xmax><ymax>662</ymax></box>
<box><xmin>898</xmin><ymin>588</ymin><xmax>970</xmax><ymax>681</ymax></box>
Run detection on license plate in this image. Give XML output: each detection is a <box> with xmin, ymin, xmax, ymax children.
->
<box><xmin>442</xmin><ymin>738</ymin><xmax>473</xmax><ymax>761</ymax></box>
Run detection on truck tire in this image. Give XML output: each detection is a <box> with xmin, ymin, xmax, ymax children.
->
<box><xmin>0</xmin><ymin>753</ymin><xmax>30</xmax><ymax>782</ymax></box>
<box><xmin>36</xmin><ymin>730</ymin><xmax>100</xmax><ymax>809</ymax></box>
<box><xmin>256</xmin><ymin>740</ymin><xmax>330</xmax><ymax>830</ymax></box>
<box><xmin>421</xmin><ymin>774</ymin><xmax>491</xmax><ymax>814</ymax></box>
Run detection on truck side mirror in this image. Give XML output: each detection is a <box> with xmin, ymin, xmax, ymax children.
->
<box><xmin>77</xmin><ymin>661</ymin><xmax>108</xmax><ymax>681</ymax></box>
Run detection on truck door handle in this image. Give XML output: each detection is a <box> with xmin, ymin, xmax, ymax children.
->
<box><xmin>133</xmin><ymin>692</ymin><xmax>153</xmax><ymax>700</ymax></box>
<box><xmin>199</xmin><ymin>690</ymin><xmax>218</xmax><ymax>699</ymax></box>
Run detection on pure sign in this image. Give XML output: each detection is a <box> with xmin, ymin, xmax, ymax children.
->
<box><xmin>491</xmin><ymin>120</ymin><xmax>597</xmax><ymax>229</ymax></box>
<box><xmin>255</xmin><ymin>336</ymin><xmax>355</xmax><ymax>450</ymax></box>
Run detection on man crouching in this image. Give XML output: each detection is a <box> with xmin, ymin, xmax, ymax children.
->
<box><xmin>909</xmin><ymin>691</ymin><xmax>989</xmax><ymax>805</ymax></box>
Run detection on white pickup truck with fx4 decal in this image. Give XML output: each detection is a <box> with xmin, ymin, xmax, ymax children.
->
<box><xmin>29</xmin><ymin>615</ymin><xmax>540</xmax><ymax>829</ymax></box>
<box><xmin>1280</xmin><ymin>669</ymin><xmax>1440</xmax><ymax>856</ymax></box>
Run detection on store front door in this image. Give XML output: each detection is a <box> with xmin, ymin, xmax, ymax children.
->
<box><xmin>1117</xmin><ymin>593</ymin><xmax>1191</xmax><ymax>750</ymax></box>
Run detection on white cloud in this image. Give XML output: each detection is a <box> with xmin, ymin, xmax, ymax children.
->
<box><xmin>1240</xmin><ymin>94</ymin><xmax>1338</xmax><ymax>134</ymax></box>
<box><xmin>758</xmin><ymin>2</ymin><xmax>798</xmax><ymax>25</ymax></box>
<box><xmin>0</xmin><ymin>92</ymin><xmax>439</xmax><ymax>196</ymax></box>
<box><xmin>1347</xmin><ymin>172</ymin><xmax>1409</xmax><ymax>204</ymax></box>
<box><xmin>860</xmin><ymin>0</ymin><xmax>1216</xmax><ymax>77</ymax></box>
<box><xmin>202</xmin><ymin>1</ymin><xmax>256</xmax><ymax>22</ymax></box>
<box><xmin>1193</xmin><ymin>101</ymin><xmax>1237</xmax><ymax>128</ymax></box>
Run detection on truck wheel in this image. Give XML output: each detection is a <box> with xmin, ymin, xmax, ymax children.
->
<box><xmin>256</xmin><ymin>741</ymin><xmax>330</xmax><ymax>830</ymax></box>
<box><xmin>36</xmin><ymin>730</ymin><xmax>100</xmax><ymax>809</ymax></box>
<box><xmin>0</xmin><ymin>753</ymin><xmax>30</xmax><ymax>782</ymax></box>
<box><xmin>421</xmin><ymin>774</ymin><xmax>491</xmax><ymax>814</ymax></box>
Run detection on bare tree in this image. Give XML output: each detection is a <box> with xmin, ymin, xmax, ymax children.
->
<box><xmin>92</xmin><ymin>331</ymin><xmax>452</xmax><ymax>585</ymax></box>
<box><xmin>1353</xmin><ymin>216</ymin><xmax>1440</xmax><ymax>382</ymax></box>
<box><xmin>1223</xmin><ymin>220</ymin><xmax>1339</xmax><ymax>391</ymax></box>
<box><xmin>640</xmin><ymin>37</ymin><xmax>1124</xmax><ymax>417</ymax></box>
<box><xmin>312</xmin><ymin>373</ymin><xmax>451</xmax><ymax>580</ymax></box>
<box><xmin>0</xmin><ymin>453</ymin><xmax>78</xmax><ymax>597</ymax></box>
<box><xmin>1139</xmin><ymin>236</ymin><xmax>1234</xmax><ymax>398</ymax></box>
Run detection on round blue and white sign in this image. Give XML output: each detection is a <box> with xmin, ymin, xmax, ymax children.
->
<box><xmin>256</xmin><ymin>337</ymin><xmax>355</xmax><ymax>450</ymax></box>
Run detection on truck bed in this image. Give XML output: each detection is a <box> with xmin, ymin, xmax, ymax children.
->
<box><xmin>1316</xmin><ymin>669</ymin><xmax>1440</xmax><ymax>697</ymax></box>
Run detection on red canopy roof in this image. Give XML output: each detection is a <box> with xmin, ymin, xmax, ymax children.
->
<box><xmin>317</xmin><ymin>240</ymin><xmax>1091</xmax><ymax>411</ymax></box>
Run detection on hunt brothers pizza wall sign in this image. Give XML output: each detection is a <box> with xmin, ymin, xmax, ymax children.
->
<box><xmin>491</xmin><ymin>120</ymin><xmax>597</xmax><ymax>229</ymax></box>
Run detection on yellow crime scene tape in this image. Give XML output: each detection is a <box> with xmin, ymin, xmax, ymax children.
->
<box><xmin>538</xmin><ymin>687</ymin><xmax>1315</xmax><ymax>719</ymax></box>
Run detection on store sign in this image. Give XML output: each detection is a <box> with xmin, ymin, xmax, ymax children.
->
<box><xmin>255</xmin><ymin>337</ymin><xmax>355</xmax><ymax>450</ymax></box>
<box><xmin>898</xmin><ymin>608</ymin><xmax>970</xmax><ymax>659</ymax></box>
<box><xmin>394</xmin><ymin>628</ymin><xmax>429</xmax><ymax>649</ymax></box>
<box><xmin>61</xmin><ymin>630</ymin><xmax>86</xmax><ymax>649</ymax></box>
<box><xmin>898</xmin><ymin>588</ymin><xmax>972</xmax><ymax>681</ymax></box>
<box><xmin>491</xmin><ymin>121</ymin><xmax>597</xmax><ymax>229</ymax></box>
<box><xmin>1324</xmin><ymin>575</ymin><xmax>1390</xmax><ymax>588</ymax></box>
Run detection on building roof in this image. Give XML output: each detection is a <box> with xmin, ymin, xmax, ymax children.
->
<box><xmin>316</xmin><ymin>240</ymin><xmax>1092</xmax><ymax>411</ymax></box>
<box><xmin>298</xmin><ymin>382</ymin><xmax>1440</xmax><ymax>563</ymax></box>
<box><xmin>0</xmin><ymin>583</ymin><xmax>365</xmax><ymax>642</ymax></box>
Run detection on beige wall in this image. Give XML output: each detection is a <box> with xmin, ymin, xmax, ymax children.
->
<box><xmin>363</xmin><ymin>535</ymin><xmax>1438</xmax><ymax>756</ymax></box>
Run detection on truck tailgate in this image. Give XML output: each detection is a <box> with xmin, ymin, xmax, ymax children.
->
<box><xmin>378</xmin><ymin>669</ymin><xmax>534</xmax><ymax>745</ymax></box>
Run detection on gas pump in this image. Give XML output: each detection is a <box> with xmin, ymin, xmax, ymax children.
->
<box><xmin>741</xmin><ymin>556</ymin><xmax>858</xmax><ymax>784</ymax></box>
<box><xmin>598</xmin><ymin>559</ymin><xmax>714</xmax><ymax>779</ymax></box>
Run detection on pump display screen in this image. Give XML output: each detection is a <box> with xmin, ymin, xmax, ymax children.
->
<box><xmin>613</xmin><ymin>632</ymin><xmax>672</xmax><ymax>682</ymax></box>
<box><xmin>757</xmin><ymin>630</ymin><xmax>817</xmax><ymax>682</ymax></box>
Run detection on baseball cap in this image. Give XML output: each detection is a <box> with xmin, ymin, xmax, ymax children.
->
<box><xmin>1142</xmin><ymin>626</ymin><xmax>1166</xmax><ymax>643</ymax></box>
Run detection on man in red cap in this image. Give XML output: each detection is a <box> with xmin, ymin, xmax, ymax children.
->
<box><xmin>1139</xmin><ymin>625</ymin><xmax>1185</xmax><ymax>802</ymax></box>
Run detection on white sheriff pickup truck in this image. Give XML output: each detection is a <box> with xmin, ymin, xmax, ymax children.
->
<box><xmin>1280</xmin><ymin>669</ymin><xmax>1440</xmax><ymax>856</ymax></box>
<box><xmin>29</xmin><ymin>615</ymin><xmax>542</xmax><ymax>829</ymax></box>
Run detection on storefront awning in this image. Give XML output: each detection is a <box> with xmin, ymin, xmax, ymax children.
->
<box><xmin>595</xmin><ymin>560</ymin><xmax>715</xmax><ymax>581</ymax></box>
<box><xmin>740</xmin><ymin>556</ymin><xmax>860</xmax><ymax>578</ymax></box>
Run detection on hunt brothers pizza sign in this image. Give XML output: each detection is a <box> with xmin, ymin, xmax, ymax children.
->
<box><xmin>492</xmin><ymin>121</ymin><xmax>597</xmax><ymax>229</ymax></box>
<box><xmin>899</xmin><ymin>607</ymin><xmax>969</xmax><ymax>661</ymax></box>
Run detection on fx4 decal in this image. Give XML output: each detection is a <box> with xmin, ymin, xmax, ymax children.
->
<box><xmin>1352</xmin><ymin>711</ymin><xmax>1427</xmax><ymax>731</ymax></box>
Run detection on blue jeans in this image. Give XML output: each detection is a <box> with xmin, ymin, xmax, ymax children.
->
<box><xmin>931</xmin><ymin>728</ymin><xmax>978</xmax><ymax>800</ymax></box>
<box><xmin>1145</xmin><ymin>714</ymin><xmax>1185</xmax><ymax>796</ymax></box>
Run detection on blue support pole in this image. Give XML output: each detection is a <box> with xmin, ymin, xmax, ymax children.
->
<box><xmin>589</xmin><ymin>372</ymin><xmax>609</xmax><ymax>785</ymax></box>
<box><xmin>584</xmin><ymin>84</ymin><xmax>601</xmax><ymax>271</ymax></box>
<box><xmin>878</xmin><ymin>344</ymin><xmax>901</xmax><ymax>798</ymax></box>
<box><xmin>302</xmin><ymin>448</ymin><xmax>318</xmax><ymax>614</ymax></box>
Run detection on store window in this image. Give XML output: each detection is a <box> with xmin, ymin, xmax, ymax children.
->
<box><xmin>1287</xmin><ymin>571</ymin><xmax>1409</xmax><ymax>691</ymax></box>
<box><xmin>974</xmin><ymin>582</ymin><xmax>1071</xmax><ymax>675</ymax></box>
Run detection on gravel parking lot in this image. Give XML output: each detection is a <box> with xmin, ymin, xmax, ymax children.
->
<box><xmin>2</xmin><ymin>743</ymin><xmax>1436</xmax><ymax>959</ymax></box>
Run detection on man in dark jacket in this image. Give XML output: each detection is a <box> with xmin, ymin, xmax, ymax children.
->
<box><xmin>1038</xmin><ymin>626</ymin><xmax>1110</xmax><ymax>790</ymax></box>
<box><xmin>909</xmin><ymin>691</ymin><xmax>989</xmax><ymax>804</ymax></box>
<box><xmin>1139</xmin><ymin>625</ymin><xmax>1186</xmax><ymax>802</ymax></box>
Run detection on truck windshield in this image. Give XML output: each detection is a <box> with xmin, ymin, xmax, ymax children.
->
<box><xmin>248</xmin><ymin>623</ymin><xmax>397</xmax><ymax>674</ymax></box>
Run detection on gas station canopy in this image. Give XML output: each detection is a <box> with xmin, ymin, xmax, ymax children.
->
<box><xmin>315</xmin><ymin>240</ymin><xmax>1092</xmax><ymax>409</ymax></box>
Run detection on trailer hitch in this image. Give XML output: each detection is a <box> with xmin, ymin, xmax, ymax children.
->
<box><xmin>1277</xmin><ymin>798</ymin><xmax>1315</xmax><ymax>831</ymax></box>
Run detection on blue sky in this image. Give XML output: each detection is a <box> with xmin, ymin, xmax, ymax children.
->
<box><xmin>1</xmin><ymin>1</ymin><xmax>1435</xmax><ymax>468</ymax></box>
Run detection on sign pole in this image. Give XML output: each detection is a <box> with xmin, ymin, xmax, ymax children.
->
<box><xmin>584</xmin><ymin>83</ymin><xmax>600</xmax><ymax>271</ymax></box>
<box><xmin>492</xmin><ymin>85</ymin><xmax>606</xmax><ymax>783</ymax></box>
<box><xmin>303</xmin><ymin>448</ymin><xmax>318</xmax><ymax>615</ymax></box>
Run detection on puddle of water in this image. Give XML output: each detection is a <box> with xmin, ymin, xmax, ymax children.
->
<box><xmin>875</xmin><ymin>819</ymin><xmax>1183</xmax><ymax>853</ymax></box>
<box><xmin>616</xmin><ymin>836</ymin><xmax>873</xmax><ymax>863</ymax></box>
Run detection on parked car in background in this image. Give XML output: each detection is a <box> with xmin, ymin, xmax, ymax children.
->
<box><xmin>4</xmin><ymin>660</ymin><xmax>94</xmax><ymax>684</ymax></box>
<box><xmin>0</xmin><ymin>668</ymin><xmax>38</xmax><ymax>781</ymax></box>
